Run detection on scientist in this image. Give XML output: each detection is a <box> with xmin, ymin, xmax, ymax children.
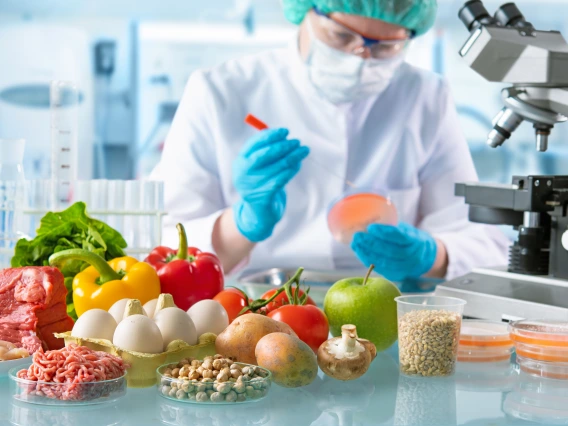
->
<box><xmin>152</xmin><ymin>0</ymin><xmax>509</xmax><ymax>281</ymax></box>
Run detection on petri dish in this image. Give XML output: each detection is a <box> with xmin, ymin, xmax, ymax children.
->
<box><xmin>157</xmin><ymin>362</ymin><xmax>271</xmax><ymax>404</ymax></box>
<box><xmin>327</xmin><ymin>189</ymin><xmax>398</xmax><ymax>245</ymax></box>
<box><xmin>9</xmin><ymin>365</ymin><xmax>127</xmax><ymax>406</ymax></box>
<box><xmin>509</xmin><ymin>320</ymin><xmax>568</xmax><ymax>379</ymax></box>
<box><xmin>458</xmin><ymin>320</ymin><xmax>514</xmax><ymax>363</ymax></box>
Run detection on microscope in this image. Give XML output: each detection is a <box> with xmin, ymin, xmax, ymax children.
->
<box><xmin>435</xmin><ymin>1</ymin><xmax>568</xmax><ymax>321</ymax></box>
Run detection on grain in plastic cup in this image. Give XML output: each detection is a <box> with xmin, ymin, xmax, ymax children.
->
<box><xmin>395</xmin><ymin>296</ymin><xmax>466</xmax><ymax>378</ymax></box>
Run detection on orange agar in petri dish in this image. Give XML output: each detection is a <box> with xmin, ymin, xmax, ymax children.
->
<box><xmin>327</xmin><ymin>192</ymin><xmax>398</xmax><ymax>245</ymax></box>
<box><xmin>457</xmin><ymin>320</ymin><xmax>514</xmax><ymax>363</ymax></box>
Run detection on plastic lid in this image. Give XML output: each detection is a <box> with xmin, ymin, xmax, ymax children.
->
<box><xmin>459</xmin><ymin>320</ymin><xmax>512</xmax><ymax>347</ymax></box>
<box><xmin>510</xmin><ymin>320</ymin><xmax>568</xmax><ymax>348</ymax></box>
<box><xmin>0</xmin><ymin>139</ymin><xmax>25</xmax><ymax>164</ymax></box>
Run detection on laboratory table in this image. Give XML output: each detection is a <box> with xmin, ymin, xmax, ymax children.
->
<box><xmin>0</xmin><ymin>280</ymin><xmax>565</xmax><ymax>426</ymax></box>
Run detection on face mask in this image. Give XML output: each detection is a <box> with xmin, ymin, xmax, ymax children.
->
<box><xmin>305</xmin><ymin>22</ymin><xmax>406</xmax><ymax>104</ymax></box>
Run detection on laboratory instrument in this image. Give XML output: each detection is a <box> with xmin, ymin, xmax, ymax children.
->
<box><xmin>0</xmin><ymin>139</ymin><xmax>26</xmax><ymax>268</ymax></box>
<box><xmin>436</xmin><ymin>1</ymin><xmax>568</xmax><ymax>321</ymax></box>
<box><xmin>50</xmin><ymin>81</ymin><xmax>79</xmax><ymax>209</ymax></box>
<box><xmin>457</xmin><ymin>320</ymin><xmax>514</xmax><ymax>363</ymax></box>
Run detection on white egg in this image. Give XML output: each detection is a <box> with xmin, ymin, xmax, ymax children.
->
<box><xmin>72</xmin><ymin>309</ymin><xmax>117</xmax><ymax>341</ymax></box>
<box><xmin>187</xmin><ymin>300</ymin><xmax>229</xmax><ymax>337</ymax></box>
<box><xmin>113</xmin><ymin>314</ymin><xmax>163</xmax><ymax>354</ymax></box>
<box><xmin>108</xmin><ymin>298</ymin><xmax>133</xmax><ymax>323</ymax></box>
<box><xmin>143</xmin><ymin>298</ymin><xmax>158</xmax><ymax>318</ymax></box>
<box><xmin>154</xmin><ymin>307</ymin><xmax>198</xmax><ymax>349</ymax></box>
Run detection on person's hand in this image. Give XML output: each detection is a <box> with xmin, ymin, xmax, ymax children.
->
<box><xmin>232</xmin><ymin>128</ymin><xmax>310</xmax><ymax>242</ymax></box>
<box><xmin>351</xmin><ymin>223</ymin><xmax>438</xmax><ymax>282</ymax></box>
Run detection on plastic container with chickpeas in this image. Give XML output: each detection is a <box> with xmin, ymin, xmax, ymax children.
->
<box><xmin>157</xmin><ymin>355</ymin><xmax>272</xmax><ymax>404</ymax></box>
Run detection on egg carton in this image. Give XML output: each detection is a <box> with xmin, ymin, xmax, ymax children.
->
<box><xmin>54</xmin><ymin>332</ymin><xmax>216</xmax><ymax>388</ymax></box>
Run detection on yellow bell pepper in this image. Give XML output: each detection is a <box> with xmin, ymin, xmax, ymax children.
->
<box><xmin>49</xmin><ymin>249</ymin><xmax>161</xmax><ymax>317</ymax></box>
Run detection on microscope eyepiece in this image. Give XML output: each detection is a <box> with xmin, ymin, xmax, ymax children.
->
<box><xmin>495</xmin><ymin>3</ymin><xmax>533</xmax><ymax>29</ymax></box>
<box><xmin>459</xmin><ymin>0</ymin><xmax>496</xmax><ymax>31</ymax></box>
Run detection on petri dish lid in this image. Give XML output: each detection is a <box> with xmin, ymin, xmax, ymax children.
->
<box><xmin>459</xmin><ymin>320</ymin><xmax>512</xmax><ymax>347</ymax></box>
<box><xmin>509</xmin><ymin>320</ymin><xmax>568</xmax><ymax>347</ymax></box>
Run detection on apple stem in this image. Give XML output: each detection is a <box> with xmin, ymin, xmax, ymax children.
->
<box><xmin>363</xmin><ymin>265</ymin><xmax>374</xmax><ymax>286</ymax></box>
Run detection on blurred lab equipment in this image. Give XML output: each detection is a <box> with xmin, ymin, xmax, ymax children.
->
<box><xmin>134</xmin><ymin>22</ymin><xmax>296</xmax><ymax>178</ymax></box>
<box><xmin>50</xmin><ymin>81</ymin><xmax>79</xmax><ymax>210</ymax></box>
<box><xmin>20</xmin><ymin>179</ymin><xmax>165</xmax><ymax>260</ymax></box>
<box><xmin>436</xmin><ymin>1</ymin><xmax>568</xmax><ymax>321</ymax></box>
<box><xmin>0</xmin><ymin>24</ymin><xmax>94</xmax><ymax>180</ymax></box>
<box><xmin>0</xmin><ymin>139</ymin><xmax>26</xmax><ymax>268</ymax></box>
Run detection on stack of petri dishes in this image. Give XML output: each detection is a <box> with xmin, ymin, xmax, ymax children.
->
<box><xmin>509</xmin><ymin>320</ymin><xmax>568</xmax><ymax>380</ymax></box>
<box><xmin>457</xmin><ymin>320</ymin><xmax>514</xmax><ymax>363</ymax></box>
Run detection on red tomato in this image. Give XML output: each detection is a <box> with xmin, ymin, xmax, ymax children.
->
<box><xmin>268</xmin><ymin>305</ymin><xmax>329</xmax><ymax>353</ymax></box>
<box><xmin>213</xmin><ymin>288</ymin><xmax>249</xmax><ymax>323</ymax></box>
<box><xmin>261</xmin><ymin>288</ymin><xmax>316</xmax><ymax>314</ymax></box>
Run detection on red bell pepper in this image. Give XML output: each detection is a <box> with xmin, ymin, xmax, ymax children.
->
<box><xmin>144</xmin><ymin>223</ymin><xmax>224</xmax><ymax>310</ymax></box>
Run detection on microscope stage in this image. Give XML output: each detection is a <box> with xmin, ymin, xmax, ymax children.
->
<box><xmin>435</xmin><ymin>268</ymin><xmax>568</xmax><ymax>321</ymax></box>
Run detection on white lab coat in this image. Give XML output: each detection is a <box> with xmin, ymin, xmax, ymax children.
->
<box><xmin>152</xmin><ymin>41</ymin><xmax>510</xmax><ymax>279</ymax></box>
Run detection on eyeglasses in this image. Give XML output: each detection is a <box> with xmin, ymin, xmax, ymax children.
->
<box><xmin>310</xmin><ymin>8</ymin><xmax>415</xmax><ymax>60</ymax></box>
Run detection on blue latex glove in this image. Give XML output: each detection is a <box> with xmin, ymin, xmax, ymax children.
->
<box><xmin>351</xmin><ymin>223</ymin><xmax>438</xmax><ymax>282</ymax></box>
<box><xmin>233</xmin><ymin>128</ymin><xmax>310</xmax><ymax>242</ymax></box>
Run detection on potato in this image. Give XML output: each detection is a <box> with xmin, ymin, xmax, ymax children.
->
<box><xmin>255</xmin><ymin>332</ymin><xmax>318</xmax><ymax>388</ymax></box>
<box><xmin>215</xmin><ymin>314</ymin><xmax>296</xmax><ymax>365</ymax></box>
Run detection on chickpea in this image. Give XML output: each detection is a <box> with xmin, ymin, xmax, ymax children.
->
<box><xmin>212</xmin><ymin>369</ymin><xmax>220</xmax><ymax>377</ymax></box>
<box><xmin>237</xmin><ymin>394</ymin><xmax>246</xmax><ymax>402</ymax></box>
<box><xmin>202</xmin><ymin>360</ymin><xmax>213</xmax><ymax>370</ymax></box>
<box><xmin>251</xmin><ymin>378</ymin><xmax>263</xmax><ymax>390</ymax></box>
<box><xmin>245</xmin><ymin>386</ymin><xmax>255</xmax><ymax>397</ymax></box>
<box><xmin>168</xmin><ymin>388</ymin><xmax>178</xmax><ymax>398</ymax></box>
<box><xmin>233</xmin><ymin>381</ymin><xmax>246</xmax><ymax>394</ymax></box>
<box><xmin>242</xmin><ymin>375</ymin><xmax>251</xmax><ymax>382</ymax></box>
<box><xmin>176</xmin><ymin>389</ymin><xmax>186</xmax><ymax>400</ymax></box>
<box><xmin>216</xmin><ymin>382</ymin><xmax>233</xmax><ymax>394</ymax></box>
<box><xmin>230</xmin><ymin>369</ymin><xmax>241</xmax><ymax>379</ymax></box>
<box><xmin>161</xmin><ymin>385</ymin><xmax>171</xmax><ymax>395</ymax></box>
<box><xmin>187</xmin><ymin>392</ymin><xmax>197</xmax><ymax>401</ymax></box>
<box><xmin>196</xmin><ymin>383</ymin><xmax>207</xmax><ymax>393</ymax></box>
<box><xmin>191</xmin><ymin>359</ymin><xmax>201</xmax><ymax>368</ymax></box>
<box><xmin>217</xmin><ymin>371</ymin><xmax>229</xmax><ymax>383</ymax></box>
<box><xmin>188</xmin><ymin>370</ymin><xmax>200</xmax><ymax>381</ymax></box>
<box><xmin>214</xmin><ymin>354</ymin><xmax>224</xmax><ymax>360</ymax></box>
<box><xmin>181</xmin><ymin>381</ymin><xmax>195</xmax><ymax>393</ymax></box>
<box><xmin>202</xmin><ymin>378</ymin><xmax>214</xmax><ymax>390</ymax></box>
<box><xmin>202</xmin><ymin>369</ymin><xmax>214</xmax><ymax>379</ymax></box>
<box><xmin>225</xmin><ymin>390</ymin><xmax>238</xmax><ymax>403</ymax></box>
<box><xmin>164</xmin><ymin>368</ymin><xmax>173</xmax><ymax>375</ymax></box>
<box><xmin>210</xmin><ymin>392</ymin><xmax>224</xmax><ymax>403</ymax></box>
<box><xmin>171</xmin><ymin>368</ymin><xmax>180</xmax><ymax>378</ymax></box>
<box><xmin>196</xmin><ymin>366</ymin><xmax>204</xmax><ymax>375</ymax></box>
<box><xmin>170</xmin><ymin>382</ymin><xmax>178</xmax><ymax>390</ymax></box>
<box><xmin>206</xmin><ymin>389</ymin><xmax>215</xmax><ymax>398</ymax></box>
<box><xmin>231</xmin><ymin>363</ymin><xmax>242</xmax><ymax>372</ymax></box>
<box><xmin>204</xmin><ymin>356</ymin><xmax>214</xmax><ymax>363</ymax></box>
<box><xmin>196</xmin><ymin>392</ymin><xmax>209</xmax><ymax>403</ymax></box>
<box><xmin>160</xmin><ymin>377</ymin><xmax>171</xmax><ymax>386</ymax></box>
<box><xmin>179</xmin><ymin>366</ymin><xmax>189</xmax><ymax>378</ymax></box>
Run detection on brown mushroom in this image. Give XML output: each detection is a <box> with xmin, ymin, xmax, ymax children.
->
<box><xmin>317</xmin><ymin>324</ymin><xmax>375</xmax><ymax>381</ymax></box>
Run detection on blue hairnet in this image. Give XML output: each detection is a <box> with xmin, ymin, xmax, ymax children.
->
<box><xmin>282</xmin><ymin>0</ymin><xmax>437</xmax><ymax>36</ymax></box>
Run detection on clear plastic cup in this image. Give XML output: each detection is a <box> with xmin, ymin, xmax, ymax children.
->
<box><xmin>327</xmin><ymin>188</ymin><xmax>398</xmax><ymax>245</ymax></box>
<box><xmin>395</xmin><ymin>296</ymin><xmax>466</xmax><ymax>378</ymax></box>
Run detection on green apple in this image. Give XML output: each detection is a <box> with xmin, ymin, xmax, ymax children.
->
<box><xmin>323</xmin><ymin>266</ymin><xmax>401</xmax><ymax>351</ymax></box>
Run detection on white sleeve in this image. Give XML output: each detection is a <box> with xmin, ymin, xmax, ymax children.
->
<box><xmin>151</xmin><ymin>71</ymin><xmax>226</xmax><ymax>253</ymax></box>
<box><xmin>417</xmin><ymin>82</ymin><xmax>510</xmax><ymax>280</ymax></box>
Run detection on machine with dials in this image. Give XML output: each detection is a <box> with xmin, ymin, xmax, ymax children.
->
<box><xmin>435</xmin><ymin>1</ymin><xmax>568</xmax><ymax>321</ymax></box>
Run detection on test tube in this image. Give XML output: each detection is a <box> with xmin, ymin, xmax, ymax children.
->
<box><xmin>124</xmin><ymin>180</ymin><xmax>140</xmax><ymax>252</ymax></box>
<box><xmin>89</xmin><ymin>180</ymin><xmax>108</xmax><ymax>222</ymax></box>
<box><xmin>107</xmin><ymin>180</ymin><xmax>126</xmax><ymax>234</ymax></box>
<box><xmin>73</xmin><ymin>180</ymin><xmax>91</xmax><ymax>204</ymax></box>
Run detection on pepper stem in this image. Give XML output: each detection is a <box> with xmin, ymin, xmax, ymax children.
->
<box><xmin>362</xmin><ymin>264</ymin><xmax>374</xmax><ymax>286</ymax></box>
<box><xmin>49</xmin><ymin>249</ymin><xmax>122</xmax><ymax>284</ymax></box>
<box><xmin>176</xmin><ymin>223</ymin><xmax>188</xmax><ymax>260</ymax></box>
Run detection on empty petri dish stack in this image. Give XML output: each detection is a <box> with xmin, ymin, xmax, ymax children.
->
<box><xmin>457</xmin><ymin>320</ymin><xmax>514</xmax><ymax>363</ymax></box>
<box><xmin>509</xmin><ymin>319</ymin><xmax>568</xmax><ymax>379</ymax></box>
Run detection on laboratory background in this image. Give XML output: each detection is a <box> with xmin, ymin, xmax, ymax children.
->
<box><xmin>1</xmin><ymin>0</ymin><xmax>567</xmax><ymax>184</ymax></box>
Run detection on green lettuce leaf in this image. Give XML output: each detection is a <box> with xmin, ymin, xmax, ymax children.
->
<box><xmin>11</xmin><ymin>201</ymin><xmax>128</xmax><ymax>321</ymax></box>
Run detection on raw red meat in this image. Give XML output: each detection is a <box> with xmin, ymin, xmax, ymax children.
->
<box><xmin>0</xmin><ymin>267</ymin><xmax>74</xmax><ymax>353</ymax></box>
